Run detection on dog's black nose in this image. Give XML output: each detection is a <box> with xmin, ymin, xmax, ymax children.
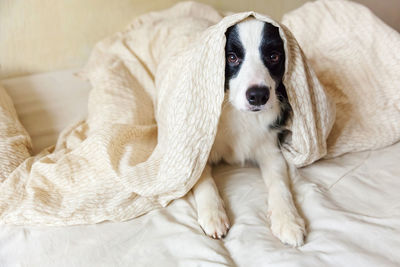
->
<box><xmin>246</xmin><ymin>86</ymin><xmax>270</xmax><ymax>106</ymax></box>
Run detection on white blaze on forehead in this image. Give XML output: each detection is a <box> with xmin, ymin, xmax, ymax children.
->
<box><xmin>237</xmin><ymin>19</ymin><xmax>275</xmax><ymax>88</ymax></box>
<box><xmin>228</xmin><ymin>18</ymin><xmax>277</xmax><ymax>111</ymax></box>
<box><xmin>237</xmin><ymin>19</ymin><xmax>264</xmax><ymax>61</ymax></box>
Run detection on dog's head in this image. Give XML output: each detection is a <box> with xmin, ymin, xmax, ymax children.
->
<box><xmin>225</xmin><ymin>18</ymin><xmax>287</xmax><ymax>115</ymax></box>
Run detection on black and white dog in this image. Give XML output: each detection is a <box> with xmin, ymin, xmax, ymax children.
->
<box><xmin>192</xmin><ymin>18</ymin><xmax>306</xmax><ymax>247</ymax></box>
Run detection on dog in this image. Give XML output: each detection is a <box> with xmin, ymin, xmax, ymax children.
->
<box><xmin>192</xmin><ymin>18</ymin><xmax>306</xmax><ymax>247</ymax></box>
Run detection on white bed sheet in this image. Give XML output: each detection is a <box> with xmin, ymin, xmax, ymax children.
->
<box><xmin>0</xmin><ymin>70</ymin><xmax>399</xmax><ymax>267</ymax></box>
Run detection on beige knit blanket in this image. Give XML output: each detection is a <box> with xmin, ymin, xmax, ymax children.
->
<box><xmin>0</xmin><ymin>0</ymin><xmax>399</xmax><ymax>225</ymax></box>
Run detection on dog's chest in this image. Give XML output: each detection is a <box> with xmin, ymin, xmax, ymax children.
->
<box><xmin>209</xmin><ymin>104</ymin><xmax>278</xmax><ymax>165</ymax></box>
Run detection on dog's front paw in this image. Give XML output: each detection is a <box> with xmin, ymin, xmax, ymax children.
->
<box><xmin>269</xmin><ymin>210</ymin><xmax>306</xmax><ymax>247</ymax></box>
<box><xmin>197</xmin><ymin>201</ymin><xmax>230</xmax><ymax>239</ymax></box>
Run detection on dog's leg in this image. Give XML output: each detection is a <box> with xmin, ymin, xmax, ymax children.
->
<box><xmin>192</xmin><ymin>164</ymin><xmax>230</xmax><ymax>239</ymax></box>
<box><xmin>257</xmin><ymin>149</ymin><xmax>306</xmax><ymax>247</ymax></box>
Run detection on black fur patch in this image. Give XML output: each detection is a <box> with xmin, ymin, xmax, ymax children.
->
<box><xmin>224</xmin><ymin>25</ymin><xmax>245</xmax><ymax>91</ymax></box>
<box><xmin>259</xmin><ymin>23</ymin><xmax>285</xmax><ymax>79</ymax></box>
<box><xmin>259</xmin><ymin>23</ymin><xmax>292</xmax><ymax>143</ymax></box>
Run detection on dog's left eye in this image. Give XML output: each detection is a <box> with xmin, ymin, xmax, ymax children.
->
<box><xmin>267</xmin><ymin>52</ymin><xmax>281</xmax><ymax>63</ymax></box>
<box><xmin>227</xmin><ymin>53</ymin><xmax>239</xmax><ymax>65</ymax></box>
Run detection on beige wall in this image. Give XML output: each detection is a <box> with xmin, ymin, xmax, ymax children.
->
<box><xmin>354</xmin><ymin>0</ymin><xmax>400</xmax><ymax>32</ymax></box>
<box><xmin>1</xmin><ymin>0</ymin><xmax>399</xmax><ymax>79</ymax></box>
<box><xmin>0</xmin><ymin>0</ymin><xmax>308</xmax><ymax>79</ymax></box>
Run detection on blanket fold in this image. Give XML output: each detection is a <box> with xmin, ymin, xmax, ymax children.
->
<box><xmin>0</xmin><ymin>0</ymin><xmax>399</xmax><ymax>225</ymax></box>
<box><xmin>282</xmin><ymin>0</ymin><xmax>400</xmax><ymax>158</ymax></box>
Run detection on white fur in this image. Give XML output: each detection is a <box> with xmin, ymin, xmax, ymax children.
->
<box><xmin>192</xmin><ymin>18</ymin><xmax>306</xmax><ymax>246</ymax></box>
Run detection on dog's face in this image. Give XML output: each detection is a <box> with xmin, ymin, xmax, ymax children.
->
<box><xmin>225</xmin><ymin>19</ymin><xmax>286</xmax><ymax>113</ymax></box>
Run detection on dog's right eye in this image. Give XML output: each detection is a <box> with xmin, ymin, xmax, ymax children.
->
<box><xmin>227</xmin><ymin>53</ymin><xmax>239</xmax><ymax>65</ymax></box>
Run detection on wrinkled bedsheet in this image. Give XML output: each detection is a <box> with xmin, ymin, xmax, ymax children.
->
<box><xmin>0</xmin><ymin>70</ymin><xmax>399</xmax><ymax>266</ymax></box>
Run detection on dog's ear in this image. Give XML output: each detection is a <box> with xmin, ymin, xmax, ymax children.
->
<box><xmin>272</xmin><ymin>81</ymin><xmax>292</xmax><ymax>145</ymax></box>
<box><xmin>276</xmin><ymin>81</ymin><xmax>288</xmax><ymax>103</ymax></box>
<box><xmin>276</xmin><ymin>82</ymin><xmax>292</xmax><ymax>126</ymax></box>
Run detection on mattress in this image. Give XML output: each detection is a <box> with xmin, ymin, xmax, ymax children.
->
<box><xmin>0</xmin><ymin>69</ymin><xmax>399</xmax><ymax>267</ymax></box>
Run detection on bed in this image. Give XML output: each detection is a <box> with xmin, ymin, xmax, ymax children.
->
<box><xmin>0</xmin><ymin>68</ymin><xmax>399</xmax><ymax>266</ymax></box>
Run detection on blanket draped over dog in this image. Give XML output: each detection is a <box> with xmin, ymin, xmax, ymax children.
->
<box><xmin>0</xmin><ymin>0</ymin><xmax>399</xmax><ymax>225</ymax></box>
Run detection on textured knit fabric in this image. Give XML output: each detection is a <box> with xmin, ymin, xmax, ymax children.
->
<box><xmin>0</xmin><ymin>0</ymin><xmax>398</xmax><ymax>225</ymax></box>
<box><xmin>282</xmin><ymin>0</ymin><xmax>400</xmax><ymax>158</ymax></box>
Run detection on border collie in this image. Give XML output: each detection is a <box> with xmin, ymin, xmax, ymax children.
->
<box><xmin>192</xmin><ymin>18</ymin><xmax>306</xmax><ymax>247</ymax></box>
